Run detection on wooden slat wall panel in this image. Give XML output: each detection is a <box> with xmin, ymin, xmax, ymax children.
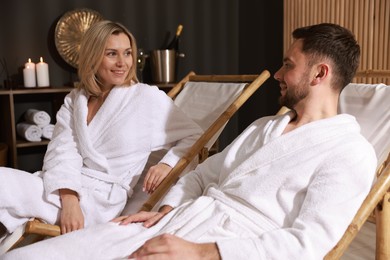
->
<box><xmin>284</xmin><ymin>0</ymin><xmax>390</xmax><ymax>84</ymax></box>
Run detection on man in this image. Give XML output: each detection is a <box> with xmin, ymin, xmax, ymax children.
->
<box><xmin>3</xmin><ymin>23</ymin><xmax>377</xmax><ymax>260</ymax></box>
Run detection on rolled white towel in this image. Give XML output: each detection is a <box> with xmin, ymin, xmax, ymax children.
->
<box><xmin>16</xmin><ymin>122</ymin><xmax>42</xmax><ymax>142</ymax></box>
<box><xmin>24</xmin><ymin>109</ymin><xmax>51</xmax><ymax>127</ymax></box>
<box><xmin>42</xmin><ymin>124</ymin><xmax>55</xmax><ymax>140</ymax></box>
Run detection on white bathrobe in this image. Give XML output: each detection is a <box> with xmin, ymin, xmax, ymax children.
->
<box><xmin>2</xmin><ymin>112</ymin><xmax>377</xmax><ymax>260</ymax></box>
<box><xmin>0</xmin><ymin>83</ymin><xmax>202</xmax><ymax>232</ymax></box>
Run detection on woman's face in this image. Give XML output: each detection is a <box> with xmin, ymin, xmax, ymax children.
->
<box><xmin>96</xmin><ymin>32</ymin><xmax>133</xmax><ymax>90</ymax></box>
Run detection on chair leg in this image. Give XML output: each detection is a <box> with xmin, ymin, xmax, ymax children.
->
<box><xmin>376</xmin><ymin>191</ymin><xmax>390</xmax><ymax>260</ymax></box>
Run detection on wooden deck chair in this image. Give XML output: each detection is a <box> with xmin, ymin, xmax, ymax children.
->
<box><xmin>139</xmin><ymin>70</ymin><xmax>271</xmax><ymax>211</ymax></box>
<box><xmin>0</xmin><ymin>70</ymin><xmax>271</xmax><ymax>254</ymax></box>
<box><xmin>324</xmin><ymin>70</ymin><xmax>390</xmax><ymax>259</ymax></box>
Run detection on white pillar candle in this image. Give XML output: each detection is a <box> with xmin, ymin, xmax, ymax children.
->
<box><xmin>36</xmin><ymin>57</ymin><xmax>50</xmax><ymax>87</ymax></box>
<box><xmin>23</xmin><ymin>58</ymin><xmax>36</xmax><ymax>88</ymax></box>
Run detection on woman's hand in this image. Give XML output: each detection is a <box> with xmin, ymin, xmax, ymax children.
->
<box><xmin>143</xmin><ymin>163</ymin><xmax>172</xmax><ymax>194</ymax></box>
<box><xmin>111</xmin><ymin>205</ymin><xmax>173</xmax><ymax>228</ymax></box>
<box><xmin>59</xmin><ymin>189</ymin><xmax>84</xmax><ymax>234</ymax></box>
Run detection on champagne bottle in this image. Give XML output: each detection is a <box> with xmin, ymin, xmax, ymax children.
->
<box><xmin>166</xmin><ymin>24</ymin><xmax>183</xmax><ymax>50</ymax></box>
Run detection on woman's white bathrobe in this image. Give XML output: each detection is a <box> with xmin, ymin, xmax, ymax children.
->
<box><xmin>0</xmin><ymin>84</ymin><xmax>202</xmax><ymax>233</ymax></box>
<box><xmin>3</xmin><ymin>112</ymin><xmax>377</xmax><ymax>260</ymax></box>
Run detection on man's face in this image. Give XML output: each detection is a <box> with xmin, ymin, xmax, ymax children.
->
<box><xmin>274</xmin><ymin>39</ymin><xmax>311</xmax><ymax>109</ymax></box>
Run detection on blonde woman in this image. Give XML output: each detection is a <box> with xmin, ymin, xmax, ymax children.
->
<box><xmin>0</xmin><ymin>20</ymin><xmax>202</xmax><ymax>240</ymax></box>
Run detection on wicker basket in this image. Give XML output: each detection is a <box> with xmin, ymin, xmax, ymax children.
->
<box><xmin>0</xmin><ymin>143</ymin><xmax>8</xmax><ymax>166</ymax></box>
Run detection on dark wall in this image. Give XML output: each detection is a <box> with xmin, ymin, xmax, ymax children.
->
<box><xmin>219</xmin><ymin>1</ymin><xmax>284</xmax><ymax>146</ymax></box>
<box><xmin>0</xmin><ymin>0</ymin><xmax>283</xmax><ymax>150</ymax></box>
<box><xmin>238</xmin><ymin>1</ymin><xmax>283</xmax><ymax>130</ymax></box>
<box><xmin>0</xmin><ymin>0</ymin><xmax>241</xmax><ymax>87</ymax></box>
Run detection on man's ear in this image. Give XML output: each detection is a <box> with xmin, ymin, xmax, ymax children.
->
<box><xmin>312</xmin><ymin>64</ymin><xmax>329</xmax><ymax>84</ymax></box>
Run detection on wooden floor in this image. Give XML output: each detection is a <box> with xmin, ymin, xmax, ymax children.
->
<box><xmin>342</xmin><ymin>221</ymin><xmax>376</xmax><ymax>260</ymax></box>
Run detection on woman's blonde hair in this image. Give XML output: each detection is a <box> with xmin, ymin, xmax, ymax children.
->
<box><xmin>77</xmin><ymin>20</ymin><xmax>138</xmax><ymax>96</ymax></box>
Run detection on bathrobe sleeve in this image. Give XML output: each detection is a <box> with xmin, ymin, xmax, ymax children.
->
<box><xmin>160</xmin><ymin>126</ymin><xmax>247</xmax><ymax>208</ymax></box>
<box><xmin>42</xmin><ymin>90</ymin><xmax>83</xmax><ymax>203</ymax></box>
<box><xmin>160</xmin><ymin>118</ymin><xmax>268</xmax><ymax>208</ymax></box>
<box><xmin>216</xmin><ymin>137</ymin><xmax>377</xmax><ymax>259</ymax></box>
<box><xmin>160</xmin><ymin>152</ymin><xmax>225</xmax><ymax>207</ymax></box>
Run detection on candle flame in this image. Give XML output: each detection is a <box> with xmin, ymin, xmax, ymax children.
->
<box><xmin>40</xmin><ymin>57</ymin><xmax>43</xmax><ymax>62</ymax></box>
<box><xmin>28</xmin><ymin>58</ymin><xmax>32</xmax><ymax>63</ymax></box>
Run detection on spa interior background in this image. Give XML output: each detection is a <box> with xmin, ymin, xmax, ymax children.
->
<box><xmin>0</xmin><ymin>0</ymin><xmax>283</xmax><ymax>171</ymax></box>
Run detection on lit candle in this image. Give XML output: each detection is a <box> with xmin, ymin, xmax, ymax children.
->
<box><xmin>36</xmin><ymin>57</ymin><xmax>50</xmax><ymax>87</ymax></box>
<box><xmin>23</xmin><ymin>58</ymin><xmax>36</xmax><ymax>88</ymax></box>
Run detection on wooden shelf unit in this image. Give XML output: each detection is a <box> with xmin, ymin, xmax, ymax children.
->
<box><xmin>0</xmin><ymin>87</ymin><xmax>73</xmax><ymax>170</ymax></box>
<box><xmin>0</xmin><ymin>83</ymin><xmax>174</xmax><ymax>171</ymax></box>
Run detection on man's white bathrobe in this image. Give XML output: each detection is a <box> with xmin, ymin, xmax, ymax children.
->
<box><xmin>3</xmin><ymin>112</ymin><xmax>377</xmax><ymax>260</ymax></box>
<box><xmin>0</xmin><ymin>84</ymin><xmax>202</xmax><ymax>233</ymax></box>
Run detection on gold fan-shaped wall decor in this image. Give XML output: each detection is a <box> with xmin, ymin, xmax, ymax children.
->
<box><xmin>55</xmin><ymin>8</ymin><xmax>104</xmax><ymax>68</ymax></box>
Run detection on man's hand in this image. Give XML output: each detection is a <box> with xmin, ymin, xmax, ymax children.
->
<box><xmin>129</xmin><ymin>234</ymin><xmax>221</xmax><ymax>260</ymax></box>
<box><xmin>143</xmin><ymin>163</ymin><xmax>172</xmax><ymax>194</ymax></box>
<box><xmin>111</xmin><ymin>205</ymin><xmax>173</xmax><ymax>228</ymax></box>
<box><xmin>59</xmin><ymin>189</ymin><xmax>84</xmax><ymax>234</ymax></box>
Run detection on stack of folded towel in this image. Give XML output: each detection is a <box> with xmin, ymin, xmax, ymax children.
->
<box><xmin>16</xmin><ymin>109</ymin><xmax>55</xmax><ymax>142</ymax></box>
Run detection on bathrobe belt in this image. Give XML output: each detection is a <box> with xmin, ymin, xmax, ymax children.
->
<box><xmin>206</xmin><ymin>186</ymin><xmax>280</xmax><ymax>232</ymax></box>
<box><xmin>81</xmin><ymin>168</ymin><xmax>132</xmax><ymax>192</ymax></box>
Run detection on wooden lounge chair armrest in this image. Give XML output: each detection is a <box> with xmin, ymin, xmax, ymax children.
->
<box><xmin>25</xmin><ymin>219</ymin><xmax>61</xmax><ymax>237</ymax></box>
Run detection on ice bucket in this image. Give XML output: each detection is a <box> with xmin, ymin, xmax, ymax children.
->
<box><xmin>150</xmin><ymin>49</ymin><xmax>177</xmax><ymax>83</ymax></box>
